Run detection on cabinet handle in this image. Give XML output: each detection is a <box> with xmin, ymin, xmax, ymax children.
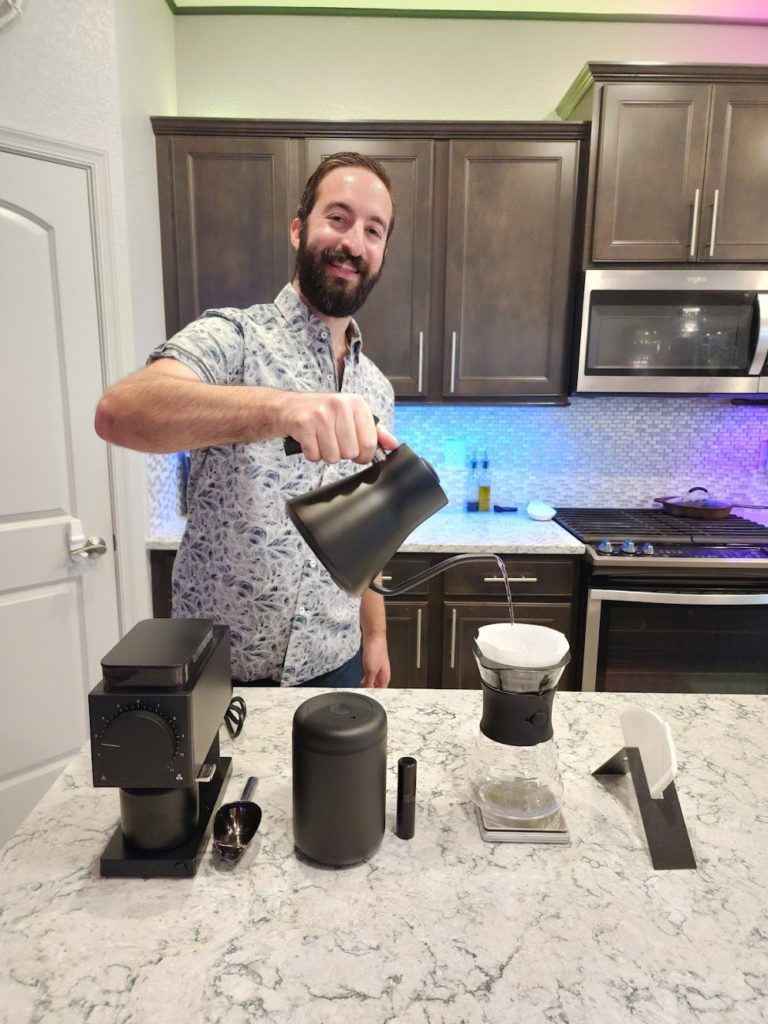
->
<box><xmin>450</xmin><ymin>607</ymin><xmax>457</xmax><ymax>669</ymax></box>
<box><xmin>483</xmin><ymin>576</ymin><xmax>538</xmax><ymax>584</ymax></box>
<box><xmin>381</xmin><ymin>575</ymin><xmax>393</xmax><ymax>582</ymax></box>
<box><xmin>417</xmin><ymin>331</ymin><xmax>424</xmax><ymax>393</ymax></box>
<box><xmin>689</xmin><ymin>188</ymin><xmax>701</xmax><ymax>258</ymax></box>
<box><xmin>709</xmin><ymin>188</ymin><xmax>720</xmax><ymax>257</ymax></box>
<box><xmin>450</xmin><ymin>331</ymin><xmax>457</xmax><ymax>394</ymax></box>
<box><xmin>415</xmin><ymin>607</ymin><xmax>422</xmax><ymax>670</ymax></box>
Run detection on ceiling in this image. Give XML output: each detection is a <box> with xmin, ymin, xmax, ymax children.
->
<box><xmin>164</xmin><ymin>0</ymin><xmax>768</xmax><ymax>24</ymax></box>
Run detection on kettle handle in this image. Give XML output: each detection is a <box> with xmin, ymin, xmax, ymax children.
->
<box><xmin>283</xmin><ymin>415</ymin><xmax>382</xmax><ymax>459</ymax></box>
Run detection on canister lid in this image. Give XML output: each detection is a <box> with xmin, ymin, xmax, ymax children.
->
<box><xmin>293</xmin><ymin>693</ymin><xmax>387</xmax><ymax>755</ymax></box>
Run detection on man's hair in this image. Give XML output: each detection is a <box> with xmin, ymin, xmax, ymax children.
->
<box><xmin>296</xmin><ymin>152</ymin><xmax>396</xmax><ymax>239</ymax></box>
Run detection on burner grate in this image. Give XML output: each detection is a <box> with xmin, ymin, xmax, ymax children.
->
<box><xmin>554</xmin><ymin>508</ymin><xmax>768</xmax><ymax>546</ymax></box>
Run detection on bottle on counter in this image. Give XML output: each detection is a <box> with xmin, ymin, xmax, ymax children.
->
<box><xmin>477</xmin><ymin>456</ymin><xmax>492</xmax><ymax>512</ymax></box>
<box><xmin>465</xmin><ymin>454</ymin><xmax>479</xmax><ymax>512</ymax></box>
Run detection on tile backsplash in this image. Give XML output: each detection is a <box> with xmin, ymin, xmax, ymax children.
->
<box><xmin>147</xmin><ymin>396</ymin><xmax>768</xmax><ymax>536</ymax></box>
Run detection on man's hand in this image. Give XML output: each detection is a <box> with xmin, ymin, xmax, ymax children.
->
<box><xmin>278</xmin><ymin>392</ymin><xmax>397</xmax><ymax>465</ymax></box>
<box><xmin>361</xmin><ymin>633</ymin><xmax>391</xmax><ymax>689</ymax></box>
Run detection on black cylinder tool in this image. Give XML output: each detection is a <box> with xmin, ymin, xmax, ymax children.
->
<box><xmin>396</xmin><ymin>756</ymin><xmax>417</xmax><ymax>840</ymax></box>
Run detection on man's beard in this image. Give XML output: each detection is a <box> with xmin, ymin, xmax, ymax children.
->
<box><xmin>295</xmin><ymin>226</ymin><xmax>383</xmax><ymax>318</ymax></box>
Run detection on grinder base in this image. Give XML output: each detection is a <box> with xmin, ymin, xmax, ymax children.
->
<box><xmin>99</xmin><ymin>757</ymin><xmax>232</xmax><ymax>878</ymax></box>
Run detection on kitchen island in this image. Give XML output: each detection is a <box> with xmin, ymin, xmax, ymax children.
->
<box><xmin>2</xmin><ymin>688</ymin><xmax>765</xmax><ymax>1024</ymax></box>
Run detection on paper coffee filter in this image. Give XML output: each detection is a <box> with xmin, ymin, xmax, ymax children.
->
<box><xmin>476</xmin><ymin>622</ymin><xmax>570</xmax><ymax>668</ymax></box>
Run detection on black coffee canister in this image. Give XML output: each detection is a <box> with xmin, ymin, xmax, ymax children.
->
<box><xmin>292</xmin><ymin>692</ymin><xmax>387</xmax><ymax>866</ymax></box>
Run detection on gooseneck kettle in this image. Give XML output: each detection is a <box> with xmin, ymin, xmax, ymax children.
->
<box><xmin>286</xmin><ymin>442</ymin><xmax>507</xmax><ymax>597</ymax></box>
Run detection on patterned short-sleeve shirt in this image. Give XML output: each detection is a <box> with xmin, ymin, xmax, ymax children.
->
<box><xmin>150</xmin><ymin>284</ymin><xmax>395</xmax><ymax>685</ymax></box>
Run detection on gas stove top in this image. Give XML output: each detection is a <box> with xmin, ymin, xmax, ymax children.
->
<box><xmin>554</xmin><ymin>508</ymin><xmax>768</xmax><ymax>569</ymax></box>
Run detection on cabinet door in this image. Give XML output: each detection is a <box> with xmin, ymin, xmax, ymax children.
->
<box><xmin>304</xmin><ymin>139</ymin><xmax>434</xmax><ymax>397</ymax></box>
<box><xmin>442</xmin><ymin>601</ymin><xmax>573</xmax><ymax>690</ymax></box>
<box><xmin>164</xmin><ymin>137</ymin><xmax>296</xmax><ymax>334</ymax></box>
<box><xmin>701</xmin><ymin>84</ymin><xmax>768</xmax><ymax>262</ymax></box>
<box><xmin>592</xmin><ymin>84</ymin><xmax>710</xmax><ymax>262</ymax></box>
<box><xmin>385</xmin><ymin>601</ymin><xmax>429</xmax><ymax>688</ymax></box>
<box><xmin>444</xmin><ymin>139</ymin><xmax>579</xmax><ymax>400</ymax></box>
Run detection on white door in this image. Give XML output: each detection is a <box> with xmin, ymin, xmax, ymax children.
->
<box><xmin>0</xmin><ymin>149</ymin><xmax>120</xmax><ymax>847</ymax></box>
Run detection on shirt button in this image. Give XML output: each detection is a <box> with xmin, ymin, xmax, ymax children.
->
<box><xmin>299</xmin><ymin>606</ymin><xmax>306</xmax><ymax>614</ymax></box>
<box><xmin>309</xmin><ymin>560</ymin><xmax>316</xmax><ymax>569</ymax></box>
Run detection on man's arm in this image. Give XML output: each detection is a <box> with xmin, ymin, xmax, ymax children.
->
<box><xmin>94</xmin><ymin>358</ymin><xmax>397</xmax><ymax>464</ymax></box>
<box><xmin>360</xmin><ymin>582</ymin><xmax>390</xmax><ymax>689</ymax></box>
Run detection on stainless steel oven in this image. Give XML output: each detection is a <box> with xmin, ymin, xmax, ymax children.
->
<box><xmin>575</xmin><ymin>269</ymin><xmax>768</xmax><ymax>394</ymax></box>
<box><xmin>555</xmin><ymin>509</ymin><xmax>768</xmax><ymax>695</ymax></box>
<box><xmin>582</xmin><ymin>582</ymin><xmax>768</xmax><ymax>694</ymax></box>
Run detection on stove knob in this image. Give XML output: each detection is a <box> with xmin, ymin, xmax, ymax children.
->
<box><xmin>640</xmin><ymin>542</ymin><xmax>655</xmax><ymax>556</ymax></box>
<box><xmin>620</xmin><ymin>539</ymin><xmax>637</xmax><ymax>555</ymax></box>
<box><xmin>596</xmin><ymin>539</ymin><xmax>614</xmax><ymax>555</ymax></box>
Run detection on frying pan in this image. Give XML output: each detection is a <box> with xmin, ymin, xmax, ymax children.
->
<box><xmin>653</xmin><ymin>487</ymin><xmax>768</xmax><ymax>520</ymax></box>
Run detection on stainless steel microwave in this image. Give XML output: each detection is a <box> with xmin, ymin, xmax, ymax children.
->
<box><xmin>575</xmin><ymin>269</ymin><xmax>768</xmax><ymax>395</ymax></box>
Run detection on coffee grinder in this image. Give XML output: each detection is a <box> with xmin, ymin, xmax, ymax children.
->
<box><xmin>88</xmin><ymin>618</ymin><xmax>233</xmax><ymax>878</ymax></box>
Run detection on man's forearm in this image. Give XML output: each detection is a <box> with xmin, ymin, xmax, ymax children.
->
<box><xmin>94</xmin><ymin>360</ymin><xmax>398</xmax><ymax>461</ymax></box>
<box><xmin>95</xmin><ymin>370</ymin><xmax>286</xmax><ymax>453</ymax></box>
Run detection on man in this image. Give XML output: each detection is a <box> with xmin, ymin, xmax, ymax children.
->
<box><xmin>95</xmin><ymin>152</ymin><xmax>398</xmax><ymax>688</ymax></box>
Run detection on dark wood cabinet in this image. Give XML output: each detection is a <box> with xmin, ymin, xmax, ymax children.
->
<box><xmin>156</xmin><ymin>135</ymin><xmax>298</xmax><ymax>337</ymax></box>
<box><xmin>149</xmin><ymin>548</ymin><xmax>580</xmax><ymax>689</ymax></box>
<box><xmin>444</xmin><ymin>139</ymin><xmax>581</xmax><ymax>399</ymax></box>
<box><xmin>385</xmin><ymin>601</ymin><xmax>429</xmax><ymax>688</ymax></box>
<box><xmin>557</xmin><ymin>64</ymin><xmax>768</xmax><ymax>265</ymax></box>
<box><xmin>153</xmin><ymin>119</ymin><xmax>587</xmax><ymax>403</ymax></box>
<box><xmin>442</xmin><ymin>601</ymin><xmax>574</xmax><ymax>690</ymax></box>
<box><xmin>703</xmin><ymin>84</ymin><xmax>768</xmax><ymax>262</ymax></box>
<box><xmin>304</xmin><ymin>138</ymin><xmax>434</xmax><ymax>398</ymax></box>
<box><xmin>440</xmin><ymin>554</ymin><xmax>577</xmax><ymax>690</ymax></box>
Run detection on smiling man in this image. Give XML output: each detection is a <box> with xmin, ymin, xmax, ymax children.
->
<box><xmin>95</xmin><ymin>153</ymin><xmax>398</xmax><ymax>689</ymax></box>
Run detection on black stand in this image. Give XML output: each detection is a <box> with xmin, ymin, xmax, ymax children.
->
<box><xmin>593</xmin><ymin>747</ymin><xmax>696</xmax><ymax>871</ymax></box>
<box><xmin>99</xmin><ymin>757</ymin><xmax>232</xmax><ymax>878</ymax></box>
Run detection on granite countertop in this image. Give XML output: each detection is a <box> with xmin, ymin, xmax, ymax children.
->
<box><xmin>2</xmin><ymin>688</ymin><xmax>766</xmax><ymax>1024</ymax></box>
<box><xmin>148</xmin><ymin>509</ymin><xmax>586</xmax><ymax>555</ymax></box>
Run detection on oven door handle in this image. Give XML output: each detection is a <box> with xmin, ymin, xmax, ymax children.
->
<box><xmin>589</xmin><ymin>588</ymin><xmax>768</xmax><ymax>606</ymax></box>
<box><xmin>581</xmin><ymin>587</ymin><xmax>768</xmax><ymax>692</ymax></box>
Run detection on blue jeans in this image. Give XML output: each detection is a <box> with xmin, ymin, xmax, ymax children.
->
<box><xmin>237</xmin><ymin>649</ymin><xmax>363</xmax><ymax>688</ymax></box>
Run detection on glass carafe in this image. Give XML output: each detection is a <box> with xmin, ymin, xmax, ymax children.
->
<box><xmin>469</xmin><ymin>624</ymin><xmax>569</xmax><ymax>827</ymax></box>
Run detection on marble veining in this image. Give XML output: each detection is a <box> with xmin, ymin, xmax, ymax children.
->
<box><xmin>1</xmin><ymin>690</ymin><xmax>766</xmax><ymax>1024</ymax></box>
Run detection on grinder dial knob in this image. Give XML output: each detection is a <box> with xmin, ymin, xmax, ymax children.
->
<box><xmin>96</xmin><ymin>708</ymin><xmax>178</xmax><ymax>785</ymax></box>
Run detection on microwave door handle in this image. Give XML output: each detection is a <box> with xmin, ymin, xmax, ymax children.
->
<box><xmin>747</xmin><ymin>293</ymin><xmax>768</xmax><ymax>376</ymax></box>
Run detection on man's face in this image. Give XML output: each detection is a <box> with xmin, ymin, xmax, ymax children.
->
<box><xmin>291</xmin><ymin>166</ymin><xmax>392</xmax><ymax>319</ymax></box>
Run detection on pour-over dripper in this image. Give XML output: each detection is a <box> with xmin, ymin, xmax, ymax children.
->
<box><xmin>470</xmin><ymin>623</ymin><xmax>570</xmax><ymax>826</ymax></box>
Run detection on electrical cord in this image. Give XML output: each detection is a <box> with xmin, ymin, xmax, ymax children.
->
<box><xmin>224</xmin><ymin>695</ymin><xmax>247</xmax><ymax>739</ymax></box>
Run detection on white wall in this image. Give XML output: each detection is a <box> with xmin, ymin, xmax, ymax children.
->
<box><xmin>174</xmin><ymin>14</ymin><xmax>768</xmax><ymax>119</ymax></box>
<box><xmin>115</xmin><ymin>0</ymin><xmax>177</xmax><ymax>365</ymax></box>
<box><xmin>0</xmin><ymin>0</ymin><xmax>176</xmax><ymax>624</ymax></box>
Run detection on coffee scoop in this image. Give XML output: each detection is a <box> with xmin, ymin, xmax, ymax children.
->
<box><xmin>212</xmin><ymin>777</ymin><xmax>262</xmax><ymax>864</ymax></box>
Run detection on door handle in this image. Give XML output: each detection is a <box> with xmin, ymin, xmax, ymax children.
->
<box><xmin>689</xmin><ymin>188</ymin><xmax>701</xmax><ymax>258</ymax></box>
<box><xmin>69</xmin><ymin>519</ymin><xmax>108</xmax><ymax>561</ymax></box>
<box><xmin>708</xmin><ymin>188</ymin><xmax>720</xmax><ymax>257</ymax></box>
<box><xmin>449</xmin><ymin>607</ymin><xmax>457</xmax><ymax>669</ymax></box>
<box><xmin>415</xmin><ymin>607</ymin><xmax>422</xmax><ymax>671</ymax></box>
